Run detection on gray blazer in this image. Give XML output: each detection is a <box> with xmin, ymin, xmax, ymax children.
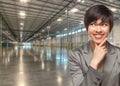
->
<box><xmin>69</xmin><ymin>41</ymin><xmax>120</xmax><ymax>86</ymax></box>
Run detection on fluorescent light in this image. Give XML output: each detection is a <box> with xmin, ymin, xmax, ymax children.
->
<box><xmin>47</xmin><ymin>26</ymin><xmax>51</xmax><ymax>29</ymax></box>
<box><xmin>42</xmin><ymin>30</ymin><xmax>45</xmax><ymax>32</ymax></box>
<box><xmin>77</xmin><ymin>0</ymin><xmax>82</xmax><ymax>2</ymax></box>
<box><xmin>20</xmin><ymin>0</ymin><xmax>29</xmax><ymax>3</ymax></box>
<box><xmin>65</xmin><ymin>9</ymin><xmax>68</xmax><ymax>13</ymax></box>
<box><xmin>82</xmin><ymin>28</ymin><xmax>86</xmax><ymax>31</ymax></box>
<box><xmin>19</xmin><ymin>11</ymin><xmax>26</xmax><ymax>16</ymax></box>
<box><xmin>47</xmin><ymin>37</ymin><xmax>51</xmax><ymax>40</ymax></box>
<box><xmin>71</xmin><ymin>8</ymin><xmax>79</xmax><ymax>13</ymax></box>
<box><xmin>77</xmin><ymin>0</ymin><xmax>85</xmax><ymax>3</ymax></box>
<box><xmin>19</xmin><ymin>11</ymin><xmax>26</xmax><ymax>18</ymax></box>
<box><xmin>81</xmin><ymin>0</ymin><xmax>85</xmax><ymax>3</ymax></box>
<box><xmin>57</xmin><ymin>18</ymin><xmax>63</xmax><ymax>22</ymax></box>
<box><xmin>20</xmin><ymin>23</ymin><xmax>24</xmax><ymax>26</ymax></box>
<box><xmin>111</xmin><ymin>8</ymin><xmax>117</xmax><ymax>12</ymax></box>
<box><xmin>78</xmin><ymin>29</ymin><xmax>81</xmax><ymax>32</ymax></box>
<box><xmin>64</xmin><ymin>28</ymin><xmax>67</xmax><ymax>30</ymax></box>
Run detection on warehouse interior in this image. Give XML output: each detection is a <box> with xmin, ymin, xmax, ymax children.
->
<box><xmin>0</xmin><ymin>0</ymin><xmax>120</xmax><ymax>86</ymax></box>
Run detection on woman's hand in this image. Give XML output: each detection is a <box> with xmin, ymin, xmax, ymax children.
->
<box><xmin>90</xmin><ymin>38</ymin><xmax>108</xmax><ymax>70</ymax></box>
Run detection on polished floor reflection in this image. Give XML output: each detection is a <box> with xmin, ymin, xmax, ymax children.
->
<box><xmin>0</xmin><ymin>45</ymin><xmax>72</xmax><ymax>86</ymax></box>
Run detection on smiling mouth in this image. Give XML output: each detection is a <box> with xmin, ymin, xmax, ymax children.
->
<box><xmin>94</xmin><ymin>34</ymin><xmax>104</xmax><ymax>39</ymax></box>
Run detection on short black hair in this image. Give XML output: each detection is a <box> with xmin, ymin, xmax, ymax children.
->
<box><xmin>84</xmin><ymin>4</ymin><xmax>113</xmax><ymax>32</ymax></box>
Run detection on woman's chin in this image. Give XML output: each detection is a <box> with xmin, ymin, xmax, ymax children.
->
<box><xmin>93</xmin><ymin>40</ymin><xmax>102</xmax><ymax>45</ymax></box>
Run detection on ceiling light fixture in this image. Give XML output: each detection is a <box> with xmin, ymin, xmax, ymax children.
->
<box><xmin>111</xmin><ymin>8</ymin><xmax>117</xmax><ymax>12</ymax></box>
<box><xmin>19</xmin><ymin>11</ymin><xmax>26</xmax><ymax>18</ymax></box>
<box><xmin>57</xmin><ymin>18</ymin><xmax>63</xmax><ymax>22</ymax></box>
<box><xmin>77</xmin><ymin>0</ymin><xmax>82</xmax><ymax>2</ymax></box>
<box><xmin>77</xmin><ymin>0</ymin><xmax>85</xmax><ymax>3</ymax></box>
<box><xmin>81</xmin><ymin>0</ymin><xmax>85</xmax><ymax>3</ymax></box>
<box><xmin>64</xmin><ymin>28</ymin><xmax>68</xmax><ymax>30</ymax></box>
<box><xmin>20</xmin><ymin>0</ymin><xmax>29</xmax><ymax>3</ymax></box>
<box><xmin>42</xmin><ymin>30</ymin><xmax>45</xmax><ymax>32</ymax></box>
<box><xmin>65</xmin><ymin>9</ymin><xmax>68</xmax><ymax>13</ymax></box>
<box><xmin>19</xmin><ymin>11</ymin><xmax>26</xmax><ymax>16</ymax></box>
<box><xmin>71</xmin><ymin>8</ymin><xmax>79</xmax><ymax>13</ymax></box>
<box><xmin>20</xmin><ymin>23</ymin><xmax>24</xmax><ymax>26</ymax></box>
<box><xmin>47</xmin><ymin>26</ymin><xmax>51</xmax><ymax>29</ymax></box>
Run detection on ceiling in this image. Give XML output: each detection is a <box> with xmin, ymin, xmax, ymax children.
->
<box><xmin>0</xmin><ymin>0</ymin><xmax>120</xmax><ymax>42</ymax></box>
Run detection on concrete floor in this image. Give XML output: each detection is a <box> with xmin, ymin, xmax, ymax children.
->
<box><xmin>0</xmin><ymin>46</ymin><xmax>72</xmax><ymax>86</ymax></box>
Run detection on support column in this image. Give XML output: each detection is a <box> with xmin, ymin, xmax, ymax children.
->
<box><xmin>0</xmin><ymin>14</ymin><xmax>2</xmax><ymax>44</ymax></box>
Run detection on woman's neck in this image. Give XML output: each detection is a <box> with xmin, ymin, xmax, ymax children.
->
<box><xmin>90</xmin><ymin>40</ymin><xmax>107</xmax><ymax>51</ymax></box>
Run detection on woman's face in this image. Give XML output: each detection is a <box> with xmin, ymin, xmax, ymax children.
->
<box><xmin>88</xmin><ymin>19</ymin><xmax>110</xmax><ymax>45</ymax></box>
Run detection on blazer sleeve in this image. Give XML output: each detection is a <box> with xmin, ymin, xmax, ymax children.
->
<box><xmin>69</xmin><ymin>50</ymin><xmax>104</xmax><ymax>86</ymax></box>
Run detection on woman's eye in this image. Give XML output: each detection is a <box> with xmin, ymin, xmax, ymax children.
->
<box><xmin>90</xmin><ymin>23</ymin><xmax>95</xmax><ymax>26</ymax></box>
<box><xmin>101</xmin><ymin>24</ymin><xmax>107</xmax><ymax>26</ymax></box>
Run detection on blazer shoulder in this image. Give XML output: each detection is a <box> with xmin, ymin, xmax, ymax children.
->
<box><xmin>72</xmin><ymin>43</ymin><xmax>88</xmax><ymax>52</ymax></box>
<box><xmin>110</xmin><ymin>43</ymin><xmax>120</xmax><ymax>50</ymax></box>
<box><xmin>69</xmin><ymin>44</ymin><xmax>86</xmax><ymax>57</ymax></box>
<box><xmin>114</xmin><ymin>46</ymin><xmax>120</xmax><ymax>62</ymax></box>
<box><xmin>109</xmin><ymin>43</ymin><xmax>120</xmax><ymax>61</ymax></box>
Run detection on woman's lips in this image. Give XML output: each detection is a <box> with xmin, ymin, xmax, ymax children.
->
<box><xmin>94</xmin><ymin>34</ymin><xmax>103</xmax><ymax>39</ymax></box>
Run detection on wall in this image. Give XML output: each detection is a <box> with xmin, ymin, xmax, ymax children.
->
<box><xmin>113</xmin><ymin>19</ymin><xmax>120</xmax><ymax>47</ymax></box>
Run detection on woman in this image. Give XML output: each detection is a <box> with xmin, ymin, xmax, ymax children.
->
<box><xmin>69</xmin><ymin>5</ymin><xmax>120</xmax><ymax>86</ymax></box>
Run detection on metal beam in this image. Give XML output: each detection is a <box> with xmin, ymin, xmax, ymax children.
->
<box><xmin>90</xmin><ymin>0</ymin><xmax>120</xmax><ymax>9</ymax></box>
<box><xmin>1</xmin><ymin>14</ymin><xmax>16</xmax><ymax>41</ymax></box>
<box><xmin>0</xmin><ymin>1</ymin><xmax>60</xmax><ymax>13</ymax></box>
<box><xmin>2</xmin><ymin>28</ymin><xmax>34</xmax><ymax>33</ymax></box>
<box><xmin>23</xmin><ymin>0</ymin><xmax>75</xmax><ymax>42</ymax></box>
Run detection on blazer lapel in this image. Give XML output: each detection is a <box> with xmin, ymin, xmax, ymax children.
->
<box><xmin>83</xmin><ymin>41</ymin><xmax>93</xmax><ymax>67</ymax></box>
<box><xmin>103</xmin><ymin>42</ymin><xmax>117</xmax><ymax>73</ymax></box>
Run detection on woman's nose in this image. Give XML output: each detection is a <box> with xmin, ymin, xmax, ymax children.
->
<box><xmin>95</xmin><ymin>25</ymin><xmax>102</xmax><ymax>32</ymax></box>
